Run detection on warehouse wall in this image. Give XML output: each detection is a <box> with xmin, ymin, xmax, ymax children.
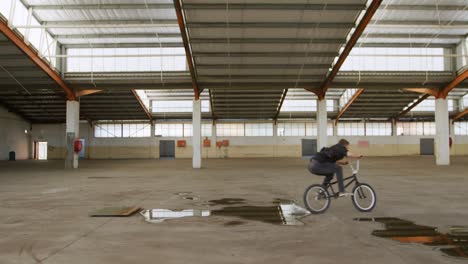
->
<box><xmin>0</xmin><ymin>107</ymin><xmax>31</xmax><ymax>160</ymax></box>
<box><xmin>31</xmin><ymin>123</ymin><xmax>468</xmax><ymax>159</ymax></box>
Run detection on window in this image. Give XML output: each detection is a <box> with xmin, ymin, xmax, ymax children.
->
<box><xmin>202</xmin><ymin>124</ymin><xmax>212</xmax><ymax>137</ymax></box>
<box><xmin>155</xmin><ymin>123</ymin><xmax>183</xmax><ymax>137</ymax></box>
<box><xmin>245</xmin><ymin>123</ymin><xmax>273</xmax><ymax>136</ymax></box>
<box><xmin>341</xmin><ymin>47</ymin><xmax>445</xmax><ymax>71</ymax></box>
<box><xmin>216</xmin><ymin>123</ymin><xmax>244</xmax><ymax>137</ymax></box>
<box><xmin>454</xmin><ymin>121</ymin><xmax>468</xmax><ymax>135</ymax></box>
<box><xmin>281</xmin><ymin>99</ymin><xmax>334</xmax><ymax>112</ymax></box>
<box><xmin>337</xmin><ymin>122</ymin><xmax>365</xmax><ymax>136</ymax></box>
<box><xmin>396</xmin><ymin>122</ymin><xmax>435</xmax><ymax>136</ymax></box>
<box><xmin>462</xmin><ymin>94</ymin><xmax>468</xmax><ymax>109</ymax></box>
<box><xmin>66</xmin><ymin>47</ymin><xmax>186</xmax><ymax>72</ymax></box>
<box><xmin>0</xmin><ymin>1</ymin><xmax>57</xmax><ymax>67</ymax></box>
<box><xmin>366</xmin><ymin>122</ymin><xmax>392</xmax><ymax>136</ymax></box>
<box><xmin>410</xmin><ymin>99</ymin><xmax>454</xmax><ymax>112</ymax></box>
<box><xmin>122</xmin><ymin>124</ymin><xmax>151</xmax><ymax>137</ymax></box>
<box><xmin>94</xmin><ymin>124</ymin><xmax>122</xmax><ymax>138</ymax></box>
<box><xmin>305</xmin><ymin>123</ymin><xmax>334</xmax><ymax>136</ymax></box>
<box><xmin>0</xmin><ymin>1</ymin><xmax>12</xmax><ymax>18</ymax></box>
<box><xmin>277</xmin><ymin>123</ymin><xmax>306</xmax><ymax>136</ymax></box>
<box><xmin>151</xmin><ymin>100</ymin><xmax>210</xmax><ymax>113</ymax></box>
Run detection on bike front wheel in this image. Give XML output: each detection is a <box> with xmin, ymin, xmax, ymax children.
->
<box><xmin>303</xmin><ymin>184</ymin><xmax>331</xmax><ymax>214</ymax></box>
<box><xmin>351</xmin><ymin>183</ymin><xmax>377</xmax><ymax>212</ymax></box>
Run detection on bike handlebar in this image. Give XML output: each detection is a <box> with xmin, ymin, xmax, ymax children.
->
<box><xmin>349</xmin><ymin>159</ymin><xmax>360</xmax><ymax>174</ymax></box>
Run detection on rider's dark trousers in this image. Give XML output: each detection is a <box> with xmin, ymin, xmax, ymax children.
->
<box><xmin>308</xmin><ymin>160</ymin><xmax>345</xmax><ymax>193</ymax></box>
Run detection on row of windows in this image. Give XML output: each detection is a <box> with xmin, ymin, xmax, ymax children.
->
<box><xmin>341</xmin><ymin>47</ymin><xmax>445</xmax><ymax>71</ymax></box>
<box><xmin>155</xmin><ymin>123</ymin><xmax>212</xmax><ymax>137</ymax></box>
<box><xmin>281</xmin><ymin>100</ymin><xmax>336</xmax><ymax>112</ymax></box>
<box><xmin>410</xmin><ymin>99</ymin><xmax>455</xmax><ymax>112</ymax></box>
<box><xmin>0</xmin><ymin>1</ymin><xmax>56</xmax><ymax>66</ymax></box>
<box><xmin>151</xmin><ymin>100</ymin><xmax>210</xmax><ymax>113</ymax></box>
<box><xmin>66</xmin><ymin>48</ymin><xmax>186</xmax><ymax>72</ymax></box>
<box><xmin>454</xmin><ymin>121</ymin><xmax>468</xmax><ymax>136</ymax></box>
<box><xmin>95</xmin><ymin>124</ymin><xmax>151</xmax><ymax>138</ymax></box>
<box><xmin>93</xmin><ymin>121</ymin><xmax>468</xmax><ymax>138</ymax></box>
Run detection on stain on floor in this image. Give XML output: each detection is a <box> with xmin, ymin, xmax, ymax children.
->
<box><xmin>355</xmin><ymin>217</ymin><xmax>468</xmax><ymax>259</ymax></box>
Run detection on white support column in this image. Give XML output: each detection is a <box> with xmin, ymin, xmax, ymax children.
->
<box><xmin>65</xmin><ymin>100</ymin><xmax>80</xmax><ymax>169</ymax></box>
<box><xmin>273</xmin><ymin>122</ymin><xmax>278</xmax><ymax>137</ymax></box>
<box><xmin>192</xmin><ymin>99</ymin><xmax>202</xmax><ymax>168</ymax></box>
<box><xmin>317</xmin><ymin>99</ymin><xmax>328</xmax><ymax>150</ymax></box>
<box><xmin>391</xmin><ymin>118</ymin><xmax>397</xmax><ymax>136</ymax></box>
<box><xmin>211</xmin><ymin>121</ymin><xmax>217</xmax><ymax>141</ymax></box>
<box><xmin>435</xmin><ymin>98</ymin><xmax>450</xmax><ymax>165</ymax></box>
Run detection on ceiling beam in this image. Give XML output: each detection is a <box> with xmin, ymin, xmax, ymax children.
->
<box><xmin>439</xmin><ymin>69</ymin><xmax>468</xmax><ymax>99</ymax></box>
<box><xmin>0</xmin><ymin>20</ymin><xmax>76</xmax><ymax>101</ymax></box>
<box><xmin>208</xmin><ymin>89</ymin><xmax>216</xmax><ymax>120</ymax></box>
<box><xmin>396</xmin><ymin>94</ymin><xmax>430</xmax><ymax>118</ymax></box>
<box><xmin>452</xmin><ymin>109</ymin><xmax>468</xmax><ymax>122</ymax></box>
<box><xmin>335</xmin><ymin>88</ymin><xmax>364</xmax><ymax>125</ymax></box>
<box><xmin>174</xmin><ymin>0</ymin><xmax>201</xmax><ymax>100</ymax></box>
<box><xmin>273</xmin><ymin>89</ymin><xmax>288</xmax><ymax>122</ymax></box>
<box><xmin>318</xmin><ymin>0</ymin><xmax>382</xmax><ymax>99</ymax></box>
<box><xmin>75</xmin><ymin>90</ymin><xmax>102</xmax><ymax>97</ymax></box>
<box><xmin>335</xmin><ymin>88</ymin><xmax>365</xmax><ymax>124</ymax></box>
<box><xmin>131</xmin><ymin>90</ymin><xmax>153</xmax><ymax>125</ymax></box>
<box><xmin>403</xmin><ymin>88</ymin><xmax>440</xmax><ymax>97</ymax></box>
<box><xmin>0</xmin><ymin>101</ymin><xmax>31</xmax><ymax>122</ymax></box>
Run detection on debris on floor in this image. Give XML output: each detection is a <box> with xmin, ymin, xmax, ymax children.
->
<box><xmin>354</xmin><ymin>217</ymin><xmax>468</xmax><ymax>259</ymax></box>
<box><xmin>175</xmin><ymin>191</ymin><xmax>200</xmax><ymax>201</ymax></box>
<box><xmin>140</xmin><ymin>199</ymin><xmax>310</xmax><ymax>226</ymax></box>
<box><xmin>89</xmin><ymin>206</ymin><xmax>140</xmax><ymax>217</ymax></box>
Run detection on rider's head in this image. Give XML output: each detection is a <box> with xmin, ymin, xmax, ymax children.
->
<box><xmin>338</xmin><ymin>139</ymin><xmax>350</xmax><ymax>149</ymax></box>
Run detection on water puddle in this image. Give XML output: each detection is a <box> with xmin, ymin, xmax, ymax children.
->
<box><xmin>355</xmin><ymin>217</ymin><xmax>468</xmax><ymax>259</ymax></box>
<box><xmin>140</xmin><ymin>199</ymin><xmax>310</xmax><ymax>226</ymax></box>
<box><xmin>206</xmin><ymin>198</ymin><xmax>246</xmax><ymax>206</ymax></box>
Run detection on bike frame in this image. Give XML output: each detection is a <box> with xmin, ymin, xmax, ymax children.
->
<box><xmin>322</xmin><ymin>160</ymin><xmax>361</xmax><ymax>197</ymax></box>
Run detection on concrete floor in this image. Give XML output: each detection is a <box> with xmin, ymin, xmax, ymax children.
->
<box><xmin>0</xmin><ymin>157</ymin><xmax>467</xmax><ymax>264</ymax></box>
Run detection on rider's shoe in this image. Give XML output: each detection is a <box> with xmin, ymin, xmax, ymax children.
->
<box><xmin>338</xmin><ymin>192</ymin><xmax>353</xmax><ymax>197</ymax></box>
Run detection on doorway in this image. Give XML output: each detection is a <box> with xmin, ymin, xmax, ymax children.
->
<box><xmin>159</xmin><ymin>140</ymin><xmax>175</xmax><ymax>159</ymax></box>
<box><xmin>34</xmin><ymin>141</ymin><xmax>48</xmax><ymax>160</ymax></box>
<box><xmin>420</xmin><ymin>138</ymin><xmax>434</xmax><ymax>155</ymax></box>
<box><xmin>302</xmin><ymin>139</ymin><xmax>317</xmax><ymax>158</ymax></box>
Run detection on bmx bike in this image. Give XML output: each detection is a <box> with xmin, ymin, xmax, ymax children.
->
<box><xmin>303</xmin><ymin>160</ymin><xmax>376</xmax><ymax>214</ymax></box>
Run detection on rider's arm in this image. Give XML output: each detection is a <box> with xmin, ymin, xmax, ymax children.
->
<box><xmin>347</xmin><ymin>152</ymin><xmax>363</xmax><ymax>159</ymax></box>
<box><xmin>336</xmin><ymin>158</ymin><xmax>349</xmax><ymax>165</ymax></box>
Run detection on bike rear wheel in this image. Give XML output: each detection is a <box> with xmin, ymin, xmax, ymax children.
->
<box><xmin>351</xmin><ymin>183</ymin><xmax>376</xmax><ymax>212</ymax></box>
<box><xmin>303</xmin><ymin>184</ymin><xmax>331</xmax><ymax>214</ymax></box>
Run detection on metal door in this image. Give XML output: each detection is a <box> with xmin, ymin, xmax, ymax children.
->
<box><xmin>420</xmin><ymin>138</ymin><xmax>434</xmax><ymax>155</ymax></box>
<box><xmin>302</xmin><ymin>139</ymin><xmax>317</xmax><ymax>157</ymax></box>
<box><xmin>160</xmin><ymin>140</ymin><xmax>175</xmax><ymax>158</ymax></box>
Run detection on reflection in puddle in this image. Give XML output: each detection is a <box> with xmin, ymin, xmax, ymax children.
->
<box><xmin>141</xmin><ymin>200</ymin><xmax>310</xmax><ymax>225</ymax></box>
<box><xmin>355</xmin><ymin>217</ymin><xmax>468</xmax><ymax>259</ymax></box>
<box><xmin>140</xmin><ymin>209</ymin><xmax>211</xmax><ymax>223</ymax></box>
<box><xmin>207</xmin><ymin>198</ymin><xmax>246</xmax><ymax>205</ymax></box>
